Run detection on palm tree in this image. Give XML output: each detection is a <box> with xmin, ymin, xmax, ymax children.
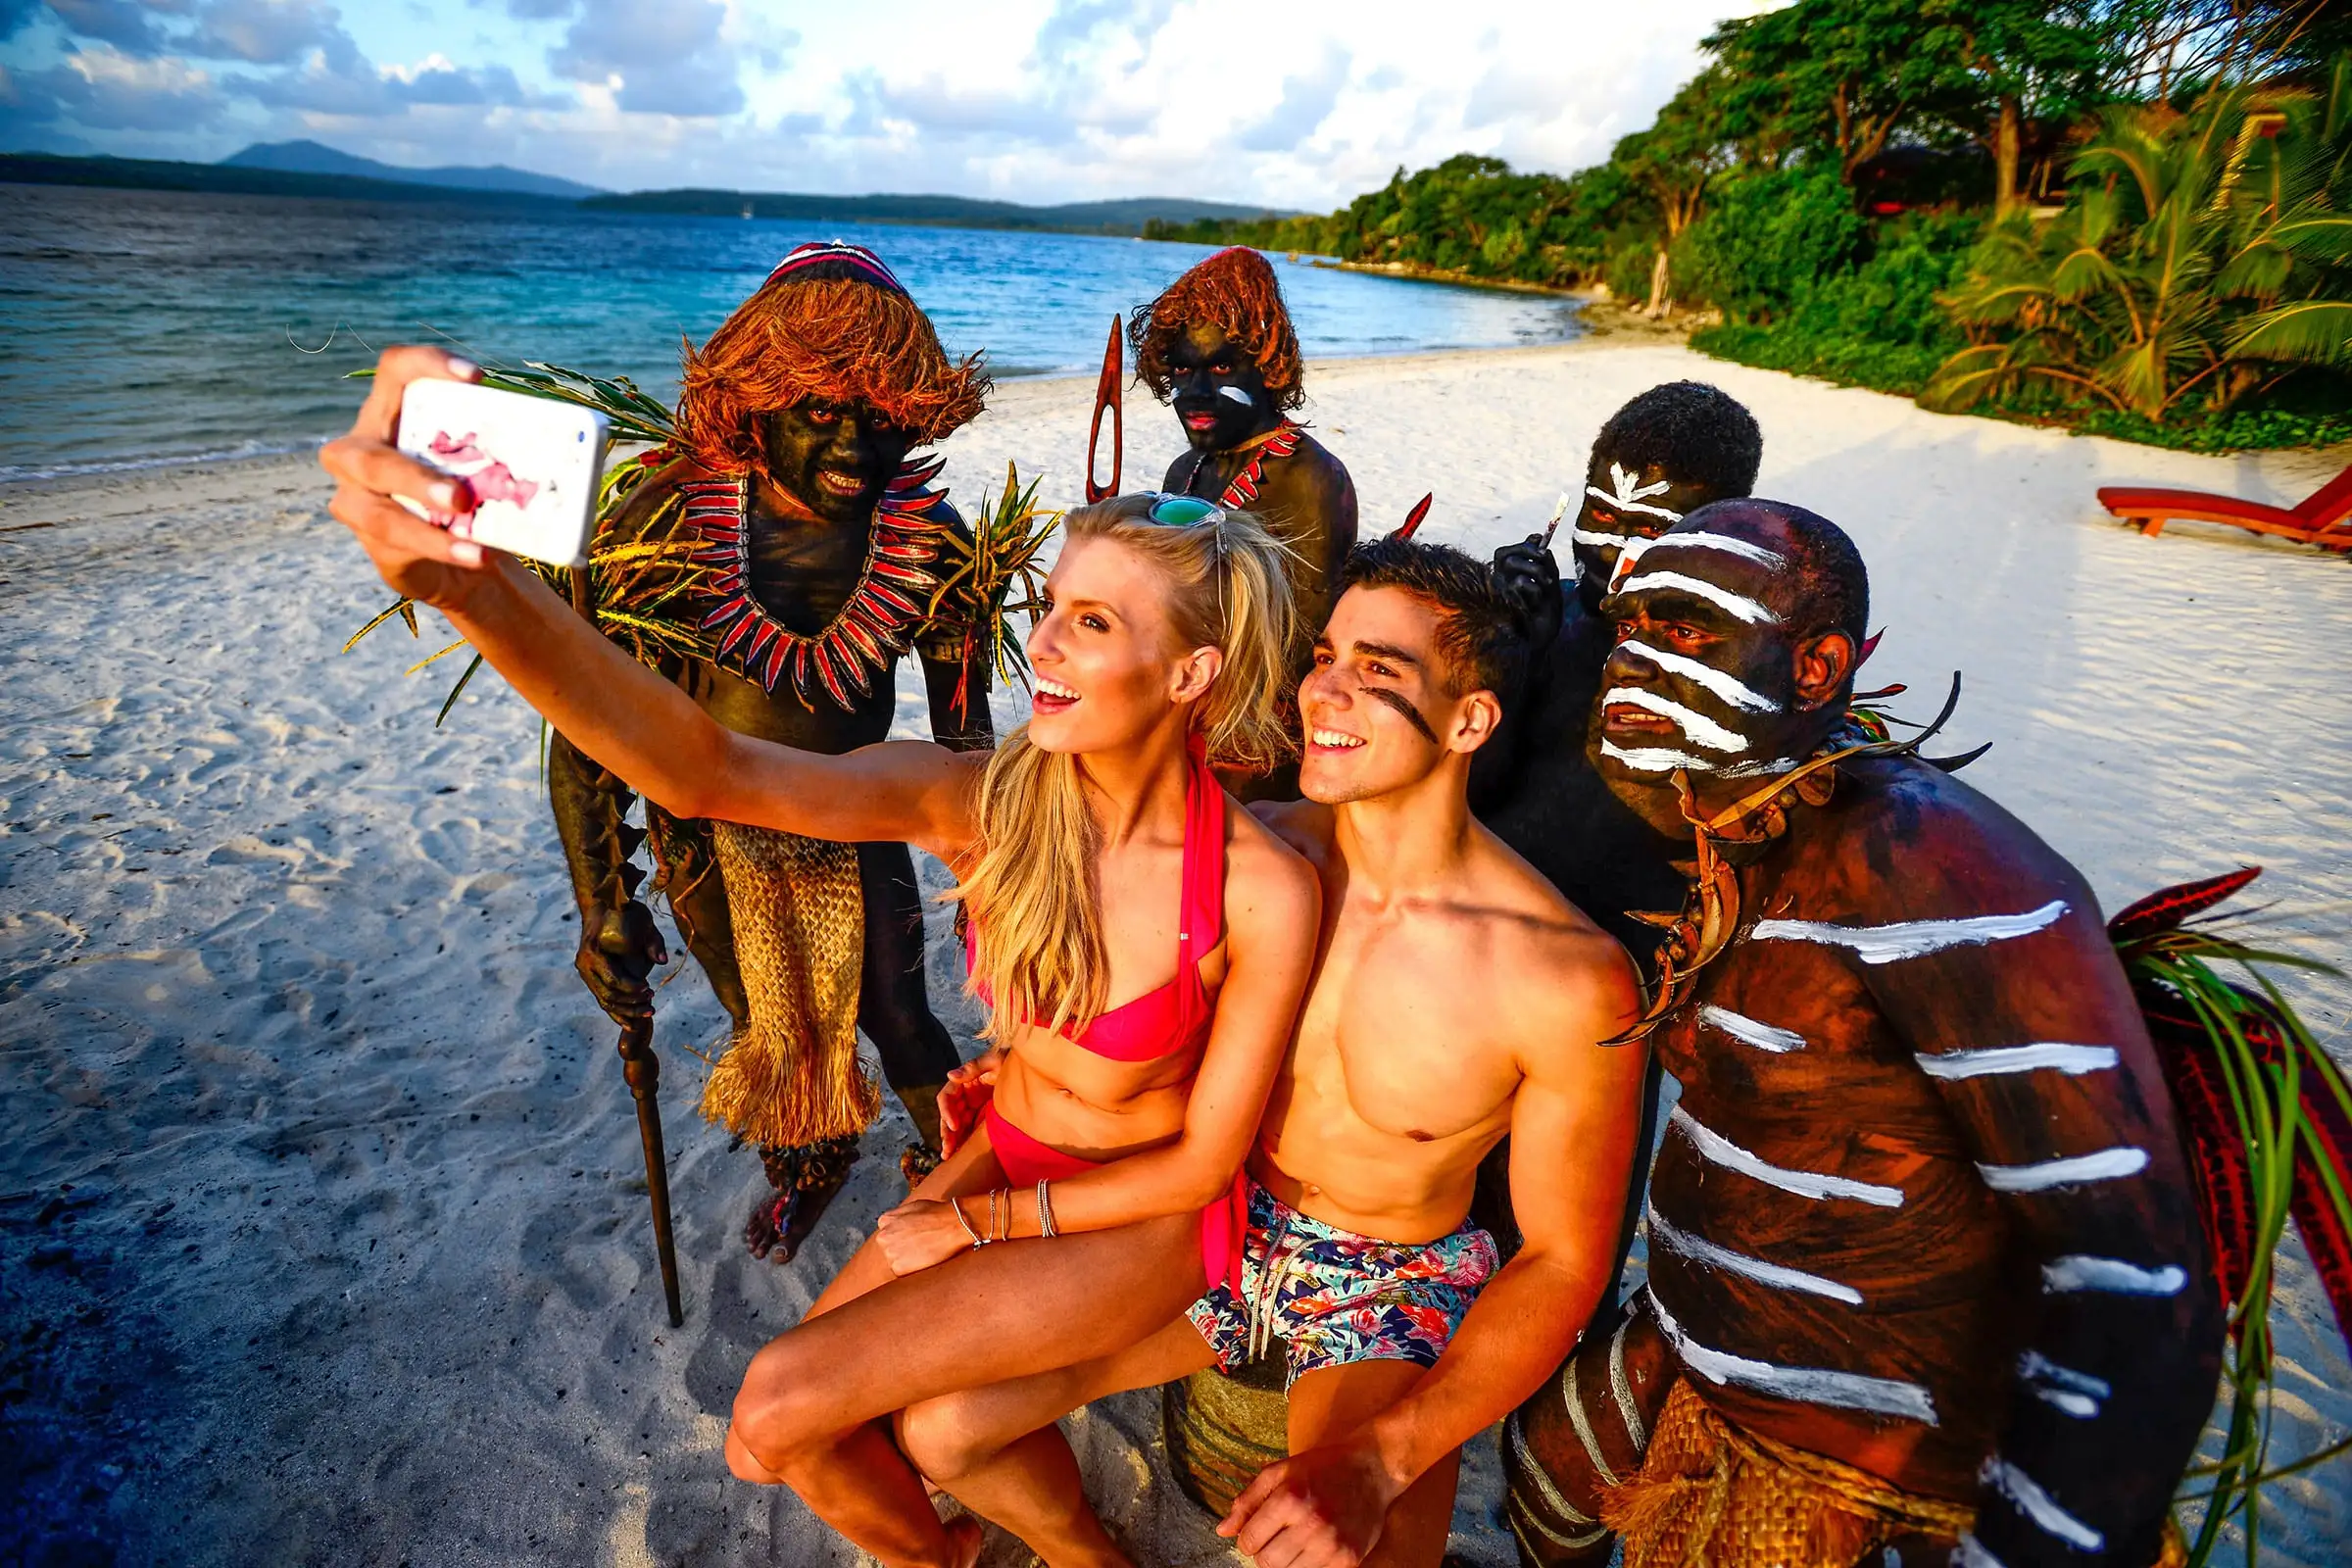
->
<box><xmin>1925</xmin><ymin>55</ymin><xmax>2350</xmax><ymax>424</ymax></box>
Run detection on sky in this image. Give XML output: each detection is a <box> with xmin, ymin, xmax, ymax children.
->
<box><xmin>0</xmin><ymin>1</ymin><xmax>1769</xmax><ymax>209</ymax></box>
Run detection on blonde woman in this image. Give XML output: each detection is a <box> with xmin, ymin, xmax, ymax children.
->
<box><xmin>320</xmin><ymin>349</ymin><xmax>1321</xmax><ymax>1568</ymax></box>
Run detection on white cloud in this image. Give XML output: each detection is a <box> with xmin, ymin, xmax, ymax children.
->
<box><xmin>1</xmin><ymin>0</ymin><xmax>1771</xmax><ymax>204</ymax></box>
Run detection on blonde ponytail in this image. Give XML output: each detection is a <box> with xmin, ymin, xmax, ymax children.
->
<box><xmin>947</xmin><ymin>495</ymin><xmax>1298</xmax><ymax>1038</ymax></box>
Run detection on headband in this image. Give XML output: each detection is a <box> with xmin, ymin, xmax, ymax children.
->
<box><xmin>763</xmin><ymin>240</ymin><xmax>910</xmax><ymax>296</ymax></box>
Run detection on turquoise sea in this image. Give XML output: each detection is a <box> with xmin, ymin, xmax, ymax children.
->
<box><xmin>0</xmin><ymin>182</ymin><xmax>1584</xmax><ymax>482</ymax></box>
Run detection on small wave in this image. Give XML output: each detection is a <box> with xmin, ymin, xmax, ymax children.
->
<box><xmin>0</xmin><ymin>437</ymin><xmax>329</xmax><ymax>485</ymax></box>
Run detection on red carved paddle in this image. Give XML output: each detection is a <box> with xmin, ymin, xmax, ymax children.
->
<box><xmin>1085</xmin><ymin>314</ymin><xmax>1124</xmax><ymax>504</ymax></box>
<box><xmin>1393</xmin><ymin>493</ymin><xmax>1434</xmax><ymax>539</ymax></box>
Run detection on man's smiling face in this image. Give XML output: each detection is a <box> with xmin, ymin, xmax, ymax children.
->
<box><xmin>758</xmin><ymin>398</ymin><xmax>913</xmax><ymax>524</ymax></box>
<box><xmin>1298</xmin><ymin>585</ymin><xmax>1468</xmax><ymax>805</ymax></box>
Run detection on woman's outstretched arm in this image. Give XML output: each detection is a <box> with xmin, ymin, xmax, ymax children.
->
<box><xmin>321</xmin><ymin>346</ymin><xmax>981</xmax><ymax>858</ymax></box>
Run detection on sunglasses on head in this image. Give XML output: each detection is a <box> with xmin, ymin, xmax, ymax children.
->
<box><xmin>1146</xmin><ymin>494</ymin><xmax>1226</xmax><ymax>528</ymax></box>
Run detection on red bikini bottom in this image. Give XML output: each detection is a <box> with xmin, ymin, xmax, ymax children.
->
<box><xmin>982</xmin><ymin>1101</ymin><xmax>1246</xmax><ymax>1295</ymax></box>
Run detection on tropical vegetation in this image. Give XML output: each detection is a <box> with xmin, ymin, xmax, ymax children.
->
<box><xmin>1154</xmin><ymin>1</ymin><xmax>2352</xmax><ymax>451</ymax></box>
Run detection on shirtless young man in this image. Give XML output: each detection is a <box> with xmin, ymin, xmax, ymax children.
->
<box><xmin>897</xmin><ymin>536</ymin><xmax>1647</xmax><ymax>1568</ymax></box>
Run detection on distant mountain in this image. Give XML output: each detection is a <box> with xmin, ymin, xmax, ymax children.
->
<box><xmin>221</xmin><ymin>139</ymin><xmax>604</xmax><ymax>201</ymax></box>
<box><xmin>5</xmin><ymin>148</ymin><xmax>1297</xmax><ymax>238</ymax></box>
<box><xmin>0</xmin><ymin>151</ymin><xmax>574</xmax><ymax>208</ymax></box>
<box><xmin>585</xmin><ymin>187</ymin><xmax>1298</xmax><ymax>236</ymax></box>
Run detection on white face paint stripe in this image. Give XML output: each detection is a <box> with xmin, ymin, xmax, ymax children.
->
<box><xmin>1699</xmin><ymin>1004</ymin><xmax>1807</xmax><ymax>1054</ymax></box>
<box><xmin>1617</xmin><ymin>639</ymin><xmax>1782</xmax><ymax>712</ymax></box>
<box><xmin>1614</xmin><ymin>569</ymin><xmax>1781</xmax><ymax>625</ymax></box>
<box><xmin>1980</xmin><ymin>1457</ymin><xmax>2106</xmax><ymax>1551</ymax></box>
<box><xmin>1750</xmin><ymin>901</ymin><xmax>2070</xmax><ymax>963</ymax></box>
<box><xmin>2041</xmin><ymin>1254</ymin><xmax>2188</xmax><ymax>1295</ymax></box>
<box><xmin>1598</xmin><ymin>744</ymin><xmax>1799</xmax><ymax>779</ymax></box>
<box><xmin>1640</xmin><ymin>532</ymin><xmax>1789</xmax><ymax>570</ymax></box>
<box><xmin>1588</xmin><ymin>461</ymin><xmax>1685</xmax><ymax>521</ymax></box>
<box><xmin>1647</xmin><ymin>1204</ymin><xmax>1864</xmax><ymax>1303</ymax></box>
<box><xmin>1955</xmin><ymin>1535</ymin><xmax>2008</xmax><ymax>1568</ymax></box>
<box><xmin>1671</xmin><ymin>1105</ymin><xmax>1906</xmax><ymax>1207</ymax></box>
<box><xmin>1600</xmin><ymin>686</ymin><xmax>1751</xmax><ymax>753</ymax></box>
<box><xmin>1599</xmin><ymin>741</ymin><xmax>1720</xmax><ymax>774</ymax></box>
<box><xmin>2018</xmin><ymin>1350</ymin><xmax>2110</xmax><ymax>1420</ymax></box>
<box><xmin>1583</xmin><ymin>487</ymin><xmax>1684</xmax><ymax>522</ymax></box>
<box><xmin>1216</xmin><ymin>384</ymin><xmax>1253</xmax><ymax>405</ymax></box>
<box><xmin>1917</xmin><ymin>1043</ymin><xmax>2119</xmax><ymax>1080</ymax></box>
<box><xmin>1977</xmin><ymin>1147</ymin><xmax>2149</xmax><ymax>1192</ymax></box>
<box><xmin>1651</xmin><ymin>1290</ymin><xmax>1939</xmax><ymax>1424</ymax></box>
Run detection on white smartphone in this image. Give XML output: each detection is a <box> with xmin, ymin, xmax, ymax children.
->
<box><xmin>395</xmin><ymin>378</ymin><xmax>609</xmax><ymax>567</ymax></box>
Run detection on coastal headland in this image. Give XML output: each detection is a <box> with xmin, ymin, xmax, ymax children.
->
<box><xmin>3</xmin><ymin>337</ymin><xmax>2347</xmax><ymax>1565</ymax></box>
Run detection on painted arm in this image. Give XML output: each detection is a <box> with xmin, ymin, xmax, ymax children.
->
<box><xmin>1860</xmin><ymin>846</ymin><xmax>2221</xmax><ymax>1568</ymax></box>
<box><xmin>549</xmin><ymin>730</ymin><xmax>667</xmax><ymax>1022</ymax></box>
<box><xmin>1220</xmin><ymin>937</ymin><xmax>1646</xmax><ymax>1566</ymax></box>
<box><xmin>320</xmin><ymin>347</ymin><xmax>984</xmax><ymax>861</ymax></box>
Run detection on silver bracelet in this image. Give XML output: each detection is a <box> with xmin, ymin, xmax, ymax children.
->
<box><xmin>950</xmin><ymin>1195</ymin><xmax>983</xmax><ymax>1250</ymax></box>
<box><xmin>1036</xmin><ymin>1179</ymin><xmax>1057</xmax><ymax>1239</ymax></box>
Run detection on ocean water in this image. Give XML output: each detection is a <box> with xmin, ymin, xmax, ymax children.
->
<box><xmin>0</xmin><ymin>182</ymin><xmax>1583</xmax><ymax>481</ymax></box>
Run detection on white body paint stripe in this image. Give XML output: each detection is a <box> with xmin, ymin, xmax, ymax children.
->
<box><xmin>1607</xmin><ymin>1315</ymin><xmax>1647</xmax><ymax>1451</ymax></box>
<box><xmin>1647</xmin><ymin>1205</ymin><xmax>1864</xmax><ymax>1304</ymax></box>
<box><xmin>1617</xmin><ymin>639</ymin><xmax>1782</xmax><ymax>712</ymax></box>
<box><xmin>1981</xmin><ymin>1456</ymin><xmax>2106</xmax><ymax>1550</ymax></box>
<box><xmin>1671</xmin><ymin>1105</ymin><xmax>1906</xmax><ymax>1207</ymax></box>
<box><xmin>1216</xmin><ymin>384</ymin><xmax>1253</xmax><ymax>405</ymax></box>
<box><xmin>1699</xmin><ymin>1004</ymin><xmax>1807</xmax><ymax>1054</ymax></box>
<box><xmin>2042</xmin><ymin>1254</ymin><xmax>2188</xmax><ymax>1296</ymax></box>
<box><xmin>1640</xmin><ymin>531</ymin><xmax>1789</xmax><ymax>569</ymax></box>
<box><xmin>1978</xmin><ymin>1147</ymin><xmax>2149</xmax><ymax>1192</ymax></box>
<box><xmin>1504</xmin><ymin>1410</ymin><xmax>1597</xmax><ymax>1528</ymax></box>
<box><xmin>1652</xmin><ymin>1291</ymin><xmax>1938</xmax><ymax>1424</ymax></box>
<box><xmin>1600</xmin><ymin>686</ymin><xmax>1750</xmax><ymax>753</ymax></box>
<box><xmin>1917</xmin><ymin>1042</ymin><xmax>2119</xmax><ymax>1080</ymax></box>
<box><xmin>1955</xmin><ymin>1535</ymin><xmax>2007</xmax><ymax>1568</ymax></box>
<box><xmin>2018</xmin><ymin>1350</ymin><xmax>2110</xmax><ymax>1419</ymax></box>
<box><xmin>1614</xmin><ymin>569</ymin><xmax>1780</xmax><ymax>625</ymax></box>
<box><xmin>1750</xmin><ymin>900</ymin><xmax>2069</xmax><ymax>963</ymax></box>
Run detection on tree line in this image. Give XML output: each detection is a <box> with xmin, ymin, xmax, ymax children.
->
<box><xmin>1152</xmin><ymin>2</ymin><xmax>2351</xmax><ymax>450</ymax></box>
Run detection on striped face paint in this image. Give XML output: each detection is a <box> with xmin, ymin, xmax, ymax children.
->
<box><xmin>1567</xmin><ymin>459</ymin><xmax>1715</xmax><ymax>607</ymax></box>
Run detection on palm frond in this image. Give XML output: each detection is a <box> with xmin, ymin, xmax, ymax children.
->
<box><xmin>2228</xmin><ymin>301</ymin><xmax>2352</xmax><ymax>367</ymax></box>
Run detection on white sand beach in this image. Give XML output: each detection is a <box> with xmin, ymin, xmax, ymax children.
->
<box><xmin>4</xmin><ymin>337</ymin><xmax>2347</xmax><ymax>1565</ymax></box>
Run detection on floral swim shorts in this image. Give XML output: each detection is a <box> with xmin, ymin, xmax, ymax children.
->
<box><xmin>1186</xmin><ymin>1179</ymin><xmax>1499</xmax><ymax>1388</ymax></box>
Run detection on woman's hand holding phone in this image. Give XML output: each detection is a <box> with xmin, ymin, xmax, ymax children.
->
<box><xmin>321</xmin><ymin>347</ymin><xmax>494</xmax><ymax>607</ymax></box>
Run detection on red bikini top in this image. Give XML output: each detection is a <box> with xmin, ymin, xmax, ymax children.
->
<box><xmin>966</xmin><ymin>740</ymin><xmax>1228</xmax><ymax>1062</ymax></box>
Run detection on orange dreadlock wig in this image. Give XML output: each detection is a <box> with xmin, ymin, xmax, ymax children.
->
<box><xmin>673</xmin><ymin>272</ymin><xmax>990</xmax><ymax>479</ymax></box>
<box><xmin>1130</xmin><ymin>246</ymin><xmax>1306</xmax><ymax>413</ymax></box>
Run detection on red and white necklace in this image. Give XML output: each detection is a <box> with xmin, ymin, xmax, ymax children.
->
<box><xmin>678</xmin><ymin>456</ymin><xmax>949</xmax><ymax>711</ymax></box>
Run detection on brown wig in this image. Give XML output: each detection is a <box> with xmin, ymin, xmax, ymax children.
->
<box><xmin>672</xmin><ymin>274</ymin><xmax>990</xmax><ymax>477</ymax></box>
<box><xmin>1130</xmin><ymin>247</ymin><xmax>1306</xmax><ymax>412</ymax></box>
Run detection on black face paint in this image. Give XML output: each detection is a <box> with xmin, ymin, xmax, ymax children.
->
<box><xmin>1367</xmin><ymin>685</ymin><xmax>1441</xmax><ymax>746</ymax></box>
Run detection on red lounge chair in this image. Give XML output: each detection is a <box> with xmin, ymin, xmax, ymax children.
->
<box><xmin>2098</xmin><ymin>463</ymin><xmax>2352</xmax><ymax>552</ymax></box>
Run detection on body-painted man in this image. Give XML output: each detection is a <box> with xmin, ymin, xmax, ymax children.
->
<box><xmin>1134</xmin><ymin>246</ymin><xmax>1358</xmax><ymax>797</ymax></box>
<box><xmin>1473</xmin><ymin>380</ymin><xmax>1762</xmax><ymax>962</ymax></box>
<box><xmin>553</xmin><ymin>242</ymin><xmax>993</xmax><ymax>1262</ymax></box>
<box><xmin>1502</xmin><ymin>501</ymin><xmax>2221</xmax><ymax>1568</ymax></box>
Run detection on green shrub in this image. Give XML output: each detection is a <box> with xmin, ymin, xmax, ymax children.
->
<box><xmin>1679</xmin><ymin>167</ymin><xmax>1865</xmax><ymax>322</ymax></box>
